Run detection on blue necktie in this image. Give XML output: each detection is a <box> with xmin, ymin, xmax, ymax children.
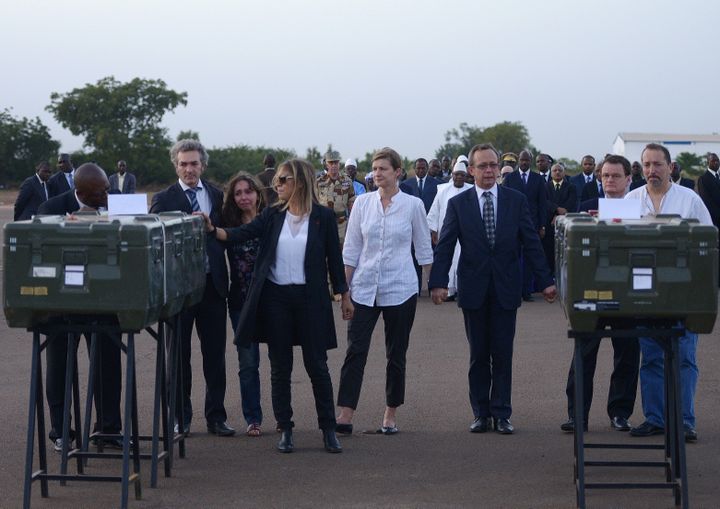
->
<box><xmin>418</xmin><ymin>178</ymin><xmax>424</xmax><ymax>195</ymax></box>
<box><xmin>522</xmin><ymin>172</ymin><xmax>527</xmax><ymax>186</ymax></box>
<box><xmin>185</xmin><ymin>188</ymin><xmax>200</xmax><ymax>212</ymax></box>
<box><xmin>67</xmin><ymin>172</ymin><xmax>74</xmax><ymax>189</ymax></box>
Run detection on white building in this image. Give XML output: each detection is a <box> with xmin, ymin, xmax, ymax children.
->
<box><xmin>612</xmin><ymin>132</ymin><xmax>720</xmax><ymax>163</ymax></box>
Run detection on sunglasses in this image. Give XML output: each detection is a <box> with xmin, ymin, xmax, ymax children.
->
<box><xmin>274</xmin><ymin>175</ymin><xmax>295</xmax><ymax>186</ymax></box>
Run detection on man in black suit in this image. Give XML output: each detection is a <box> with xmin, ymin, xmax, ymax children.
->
<box><xmin>400</xmin><ymin>158</ymin><xmax>440</xmax><ymax>213</ymax></box>
<box><xmin>670</xmin><ymin>161</ymin><xmax>695</xmax><ymax>190</ymax></box>
<box><xmin>543</xmin><ymin>162</ymin><xmax>578</xmax><ymax>276</ymax></box>
<box><xmin>697</xmin><ymin>152</ymin><xmax>720</xmax><ymax>286</ymax></box>
<box><xmin>580</xmin><ymin>162</ymin><xmax>604</xmax><ymax>202</ymax></box>
<box><xmin>430</xmin><ymin>143</ymin><xmax>556</xmax><ymax>435</ymax></box>
<box><xmin>503</xmin><ymin>149</ymin><xmax>548</xmax><ymax>301</ymax></box>
<box><xmin>149</xmin><ymin>139</ymin><xmax>234</xmax><ymax>437</ymax></box>
<box><xmin>561</xmin><ymin>155</ymin><xmax>640</xmax><ymax>433</ymax></box>
<box><xmin>47</xmin><ymin>153</ymin><xmax>75</xmax><ymax>198</ymax></box>
<box><xmin>108</xmin><ymin>160</ymin><xmax>137</xmax><ymax>194</ymax></box>
<box><xmin>569</xmin><ymin>155</ymin><xmax>596</xmax><ymax>199</ymax></box>
<box><xmin>14</xmin><ymin>161</ymin><xmax>51</xmax><ymax>220</ymax></box>
<box><xmin>536</xmin><ymin>153</ymin><xmax>553</xmax><ymax>183</ymax></box>
<box><xmin>37</xmin><ymin>163</ymin><xmax>123</xmax><ymax>450</ymax></box>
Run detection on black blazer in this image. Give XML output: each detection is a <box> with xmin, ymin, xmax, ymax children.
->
<box><xmin>47</xmin><ymin>171</ymin><xmax>72</xmax><ymax>198</ymax></box>
<box><xmin>429</xmin><ymin>186</ymin><xmax>552</xmax><ymax>311</ymax></box>
<box><xmin>546</xmin><ymin>178</ymin><xmax>578</xmax><ymax>217</ymax></box>
<box><xmin>37</xmin><ymin>190</ymin><xmax>81</xmax><ymax>214</ymax></box>
<box><xmin>697</xmin><ymin>170</ymin><xmax>720</xmax><ymax>228</ymax></box>
<box><xmin>225</xmin><ymin>204</ymin><xmax>347</xmax><ymax>350</ymax></box>
<box><xmin>503</xmin><ymin>170</ymin><xmax>548</xmax><ymax>228</ymax></box>
<box><xmin>580</xmin><ymin>180</ymin><xmax>604</xmax><ymax>202</ymax></box>
<box><xmin>14</xmin><ymin>175</ymin><xmax>49</xmax><ymax>220</ymax></box>
<box><xmin>674</xmin><ymin>177</ymin><xmax>695</xmax><ymax>190</ymax></box>
<box><xmin>149</xmin><ymin>181</ymin><xmax>228</xmax><ymax>297</ymax></box>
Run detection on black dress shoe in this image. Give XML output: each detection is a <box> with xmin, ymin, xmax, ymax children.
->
<box><xmin>610</xmin><ymin>416</ymin><xmax>631</xmax><ymax>432</ymax></box>
<box><xmin>522</xmin><ymin>294</ymin><xmax>534</xmax><ymax>302</ymax></box>
<box><xmin>560</xmin><ymin>418</ymin><xmax>587</xmax><ymax>433</ymax></box>
<box><xmin>207</xmin><ymin>421</ymin><xmax>236</xmax><ymax>437</ymax></box>
<box><xmin>277</xmin><ymin>430</ymin><xmax>294</xmax><ymax>453</ymax></box>
<box><xmin>494</xmin><ymin>418</ymin><xmax>514</xmax><ymax>434</ymax></box>
<box><xmin>684</xmin><ymin>424</ymin><xmax>698</xmax><ymax>443</ymax></box>
<box><xmin>629</xmin><ymin>421</ymin><xmax>664</xmax><ymax>437</ymax></box>
<box><xmin>336</xmin><ymin>423</ymin><xmax>353</xmax><ymax>435</ymax></box>
<box><xmin>470</xmin><ymin>417</ymin><xmax>492</xmax><ymax>433</ymax></box>
<box><xmin>174</xmin><ymin>422</ymin><xmax>191</xmax><ymax>436</ymax></box>
<box><xmin>323</xmin><ymin>430</ymin><xmax>342</xmax><ymax>453</ymax></box>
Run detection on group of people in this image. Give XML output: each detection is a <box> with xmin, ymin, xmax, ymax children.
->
<box><xmin>14</xmin><ymin>138</ymin><xmax>720</xmax><ymax>455</ymax></box>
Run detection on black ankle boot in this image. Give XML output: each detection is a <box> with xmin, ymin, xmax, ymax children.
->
<box><xmin>277</xmin><ymin>429</ymin><xmax>293</xmax><ymax>453</ymax></box>
<box><xmin>323</xmin><ymin>429</ymin><xmax>342</xmax><ymax>453</ymax></box>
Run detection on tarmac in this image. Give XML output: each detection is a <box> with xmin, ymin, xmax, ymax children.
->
<box><xmin>0</xmin><ymin>204</ymin><xmax>719</xmax><ymax>509</ymax></box>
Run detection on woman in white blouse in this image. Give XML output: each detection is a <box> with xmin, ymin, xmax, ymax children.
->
<box><xmin>203</xmin><ymin>159</ymin><xmax>353</xmax><ymax>453</ymax></box>
<box><xmin>336</xmin><ymin>147</ymin><xmax>433</xmax><ymax>434</ymax></box>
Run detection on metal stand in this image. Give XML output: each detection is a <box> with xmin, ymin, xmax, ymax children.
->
<box><xmin>22</xmin><ymin>315</ymin><xmax>185</xmax><ymax>508</ymax></box>
<box><xmin>569</xmin><ymin>326</ymin><xmax>689</xmax><ymax>509</ymax></box>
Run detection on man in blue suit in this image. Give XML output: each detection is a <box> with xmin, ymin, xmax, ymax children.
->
<box><xmin>400</xmin><ymin>158</ymin><xmax>439</xmax><ymax>213</ymax></box>
<box><xmin>429</xmin><ymin>143</ymin><xmax>556</xmax><ymax>435</ymax></box>
<box><xmin>503</xmin><ymin>150</ymin><xmax>547</xmax><ymax>301</ymax></box>
<box><xmin>14</xmin><ymin>161</ymin><xmax>51</xmax><ymax>220</ymax></box>
<box><xmin>570</xmin><ymin>155</ymin><xmax>597</xmax><ymax>200</ymax></box>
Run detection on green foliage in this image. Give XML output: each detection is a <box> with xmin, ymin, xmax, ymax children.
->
<box><xmin>305</xmin><ymin>146</ymin><xmax>322</xmax><ymax>169</ymax></box>
<box><xmin>0</xmin><ymin>108</ymin><xmax>60</xmax><ymax>185</ymax></box>
<box><xmin>675</xmin><ymin>152</ymin><xmax>704</xmax><ymax>176</ymax></box>
<box><xmin>177</xmin><ymin>130</ymin><xmax>200</xmax><ymax>141</ymax></box>
<box><xmin>436</xmin><ymin>121</ymin><xmax>536</xmax><ymax>160</ymax></box>
<box><xmin>46</xmin><ymin>76</ymin><xmax>187</xmax><ymax>184</ymax></box>
<box><xmin>205</xmin><ymin>145</ymin><xmax>295</xmax><ymax>187</ymax></box>
<box><xmin>557</xmin><ymin>157</ymin><xmax>580</xmax><ymax>175</ymax></box>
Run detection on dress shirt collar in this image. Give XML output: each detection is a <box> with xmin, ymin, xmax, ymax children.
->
<box><xmin>178</xmin><ymin>179</ymin><xmax>204</xmax><ymax>192</ymax></box>
<box><xmin>708</xmin><ymin>168</ymin><xmax>719</xmax><ymax>179</ymax></box>
<box><xmin>475</xmin><ymin>183</ymin><xmax>498</xmax><ymax>201</ymax></box>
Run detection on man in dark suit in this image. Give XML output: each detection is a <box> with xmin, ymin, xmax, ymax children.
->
<box><xmin>670</xmin><ymin>161</ymin><xmax>695</xmax><ymax>190</ymax></box>
<box><xmin>108</xmin><ymin>160</ymin><xmax>137</xmax><ymax>194</ymax></box>
<box><xmin>580</xmin><ymin>162</ymin><xmax>604</xmax><ymax>202</ymax></box>
<box><xmin>149</xmin><ymin>139</ymin><xmax>234</xmax><ymax>437</ymax></box>
<box><xmin>400</xmin><ymin>158</ymin><xmax>440</xmax><ymax>213</ymax></box>
<box><xmin>37</xmin><ymin>163</ymin><xmax>123</xmax><ymax>450</ymax></box>
<box><xmin>561</xmin><ymin>155</ymin><xmax>640</xmax><ymax>433</ymax></box>
<box><xmin>570</xmin><ymin>155</ymin><xmax>596</xmax><ymax>200</ymax></box>
<box><xmin>697</xmin><ymin>152</ymin><xmax>720</xmax><ymax>286</ymax></box>
<box><xmin>14</xmin><ymin>161</ymin><xmax>52</xmax><ymax>220</ymax></box>
<box><xmin>535</xmin><ymin>153</ymin><xmax>553</xmax><ymax>183</ymax></box>
<box><xmin>47</xmin><ymin>153</ymin><xmax>75</xmax><ymax>198</ymax></box>
<box><xmin>429</xmin><ymin>143</ymin><xmax>556</xmax><ymax>435</ymax></box>
<box><xmin>503</xmin><ymin>150</ymin><xmax>548</xmax><ymax>301</ymax></box>
<box><xmin>543</xmin><ymin>163</ymin><xmax>578</xmax><ymax>276</ymax></box>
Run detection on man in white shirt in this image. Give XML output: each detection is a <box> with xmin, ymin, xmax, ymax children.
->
<box><xmin>625</xmin><ymin>143</ymin><xmax>712</xmax><ymax>443</ymax></box>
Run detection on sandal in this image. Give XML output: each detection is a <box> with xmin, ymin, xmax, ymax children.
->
<box><xmin>246</xmin><ymin>423</ymin><xmax>262</xmax><ymax>437</ymax></box>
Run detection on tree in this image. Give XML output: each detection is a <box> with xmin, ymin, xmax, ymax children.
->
<box><xmin>177</xmin><ymin>130</ymin><xmax>200</xmax><ymax>141</ymax></box>
<box><xmin>436</xmin><ymin>121</ymin><xmax>536</xmax><ymax>160</ymax></box>
<box><xmin>46</xmin><ymin>76</ymin><xmax>187</xmax><ymax>183</ymax></box>
<box><xmin>675</xmin><ymin>152</ymin><xmax>704</xmax><ymax>176</ymax></box>
<box><xmin>0</xmin><ymin>108</ymin><xmax>60</xmax><ymax>185</ymax></box>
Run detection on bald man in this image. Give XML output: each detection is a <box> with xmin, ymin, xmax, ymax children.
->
<box><xmin>39</xmin><ymin>163</ymin><xmax>110</xmax><ymax>214</ymax></box>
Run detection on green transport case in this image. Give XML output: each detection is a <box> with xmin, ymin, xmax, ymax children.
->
<box><xmin>3</xmin><ymin>213</ymin><xmax>206</xmax><ymax>332</ymax></box>
<box><xmin>555</xmin><ymin>214</ymin><xmax>718</xmax><ymax>333</ymax></box>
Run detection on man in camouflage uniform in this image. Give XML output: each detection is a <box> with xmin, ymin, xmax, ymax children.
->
<box><xmin>317</xmin><ymin>150</ymin><xmax>355</xmax><ymax>247</ymax></box>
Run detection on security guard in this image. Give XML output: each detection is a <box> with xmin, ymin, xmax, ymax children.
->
<box><xmin>317</xmin><ymin>150</ymin><xmax>355</xmax><ymax>247</ymax></box>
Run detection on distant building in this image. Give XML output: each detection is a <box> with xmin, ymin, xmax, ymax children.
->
<box><xmin>613</xmin><ymin>132</ymin><xmax>720</xmax><ymax>162</ymax></box>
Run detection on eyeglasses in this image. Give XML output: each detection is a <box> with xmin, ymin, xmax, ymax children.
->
<box><xmin>471</xmin><ymin>163</ymin><xmax>500</xmax><ymax>171</ymax></box>
<box><xmin>274</xmin><ymin>175</ymin><xmax>294</xmax><ymax>186</ymax></box>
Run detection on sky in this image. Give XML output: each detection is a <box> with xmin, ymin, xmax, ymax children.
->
<box><xmin>3</xmin><ymin>0</ymin><xmax>719</xmax><ymax>164</ymax></box>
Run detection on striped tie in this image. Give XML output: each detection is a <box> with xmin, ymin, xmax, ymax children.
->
<box><xmin>185</xmin><ymin>188</ymin><xmax>200</xmax><ymax>212</ymax></box>
<box><xmin>482</xmin><ymin>191</ymin><xmax>495</xmax><ymax>249</ymax></box>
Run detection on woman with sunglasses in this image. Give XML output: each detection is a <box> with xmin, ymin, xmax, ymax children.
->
<box><xmin>336</xmin><ymin>147</ymin><xmax>433</xmax><ymax>435</ymax></box>
<box><xmin>222</xmin><ymin>172</ymin><xmax>266</xmax><ymax>437</ymax></box>
<box><xmin>203</xmin><ymin>159</ymin><xmax>353</xmax><ymax>453</ymax></box>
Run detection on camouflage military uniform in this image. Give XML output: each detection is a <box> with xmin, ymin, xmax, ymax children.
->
<box><xmin>317</xmin><ymin>173</ymin><xmax>355</xmax><ymax>246</ymax></box>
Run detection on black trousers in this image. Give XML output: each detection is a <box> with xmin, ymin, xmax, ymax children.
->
<box><xmin>337</xmin><ymin>295</ymin><xmax>417</xmax><ymax>410</ymax></box>
<box><xmin>462</xmin><ymin>293</ymin><xmax>517</xmax><ymax>420</ymax></box>
<box><xmin>178</xmin><ymin>274</ymin><xmax>228</xmax><ymax>425</ymax></box>
<box><xmin>565</xmin><ymin>336</ymin><xmax>640</xmax><ymax>422</ymax></box>
<box><xmin>261</xmin><ymin>281</ymin><xmax>336</xmax><ymax>431</ymax></box>
<box><xmin>46</xmin><ymin>332</ymin><xmax>122</xmax><ymax>440</ymax></box>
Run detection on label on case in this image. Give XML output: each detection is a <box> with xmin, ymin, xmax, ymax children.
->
<box><xmin>32</xmin><ymin>266</ymin><xmax>56</xmax><ymax>278</ymax></box>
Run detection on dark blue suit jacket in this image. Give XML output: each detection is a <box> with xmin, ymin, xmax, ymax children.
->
<box><xmin>570</xmin><ymin>173</ymin><xmax>595</xmax><ymax>199</ymax></box>
<box><xmin>400</xmin><ymin>176</ymin><xmax>440</xmax><ymax>213</ymax></box>
<box><xmin>149</xmin><ymin>181</ymin><xmax>228</xmax><ymax>297</ymax></box>
<box><xmin>428</xmin><ymin>186</ymin><xmax>553</xmax><ymax>311</ymax></box>
<box><xmin>37</xmin><ymin>189</ymin><xmax>80</xmax><ymax>214</ymax></box>
<box><xmin>47</xmin><ymin>170</ymin><xmax>73</xmax><ymax>198</ymax></box>
<box><xmin>503</xmin><ymin>170</ymin><xmax>547</xmax><ymax>228</ymax></box>
<box><xmin>580</xmin><ymin>180</ymin><xmax>604</xmax><ymax>202</ymax></box>
<box><xmin>14</xmin><ymin>174</ymin><xmax>49</xmax><ymax>220</ymax></box>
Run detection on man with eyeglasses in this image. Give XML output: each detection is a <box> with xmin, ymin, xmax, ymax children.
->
<box><xmin>697</xmin><ymin>152</ymin><xmax>720</xmax><ymax>286</ymax></box>
<box><xmin>430</xmin><ymin>143</ymin><xmax>556</xmax><ymax>435</ymax></box>
<box><xmin>560</xmin><ymin>155</ymin><xmax>640</xmax><ymax>434</ymax></box>
<box><xmin>150</xmin><ymin>139</ymin><xmax>235</xmax><ymax>437</ymax></box>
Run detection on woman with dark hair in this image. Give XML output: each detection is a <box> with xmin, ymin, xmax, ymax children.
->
<box><xmin>203</xmin><ymin>159</ymin><xmax>353</xmax><ymax>453</ymax></box>
<box><xmin>222</xmin><ymin>172</ymin><xmax>266</xmax><ymax>437</ymax></box>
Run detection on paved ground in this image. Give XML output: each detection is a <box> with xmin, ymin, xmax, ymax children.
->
<box><xmin>1</xmin><ymin>204</ymin><xmax>719</xmax><ymax>508</ymax></box>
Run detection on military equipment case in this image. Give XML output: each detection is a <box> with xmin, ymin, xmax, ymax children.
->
<box><xmin>3</xmin><ymin>213</ymin><xmax>206</xmax><ymax>332</ymax></box>
<box><xmin>555</xmin><ymin>214</ymin><xmax>718</xmax><ymax>333</ymax></box>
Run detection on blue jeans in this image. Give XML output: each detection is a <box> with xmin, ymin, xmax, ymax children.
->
<box><xmin>229</xmin><ymin>310</ymin><xmax>263</xmax><ymax>426</ymax></box>
<box><xmin>639</xmin><ymin>330</ymin><xmax>698</xmax><ymax>428</ymax></box>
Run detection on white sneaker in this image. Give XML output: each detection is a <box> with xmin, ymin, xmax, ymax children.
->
<box><xmin>53</xmin><ymin>437</ymin><xmax>73</xmax><ymax>452</ymax></box>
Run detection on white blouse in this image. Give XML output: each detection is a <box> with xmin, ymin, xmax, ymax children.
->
<box><xmin>268</xmin><ymin>211</ymin><xmax>308</xmax><ymax>285</ymax></box>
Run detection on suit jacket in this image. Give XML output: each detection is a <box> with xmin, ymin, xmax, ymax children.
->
<box><xmin>580</xmin><ymin>180</ymin><xmax>604</xmax><ymax>202</ymax></box>
<box><xmin>14</xmin><ymin>174</ymin><xmax>49</xmax><ymax>220</ymax></box>
<box><xmin>149</xmin><ymin>181</ymin><xmax>228</xmax><ymax>297</ymax></box>
<box><xmin>47</xmin><ymin>170</ymin><xmax>72</xmax><ymax>198</ymax></box>
<box><xmin>37</xmin><ymin>190</ymin><xmax>80</xmax><ymax>214</ymax></box>
<box><xmin>570</xmin><ymin>173</ymin><xmax>595</xmax><ymax>199</ymax></box>
<box><xmin>547</xmin><ymin>178</ymin><xmax>578</xmax><ymax>217</ymax></box>
<box><xmin>674</xmin><ymin>177</ymin><xmax>695</xmax><ymax>190</ymax></box>
<box><xmin>697</xmin><ymin>170</ymin><xmax>720</xmax><ymax>228</ymax></box>
<box><xmin>503</xmin><ymin>170</ymin><xmax>547</xmax><ymax>228</ymax></box>
<box><xmin>578</xmin><ymin>197</ymin><xmax>599</xmax><ymax>213</ymax></box>
<box><xmin>109</xmin><ymin>172</ymin><xmax>137</xmax><ymax>194</ymax></box>
<box><xmin>225</xmin><ymin>204</ymin><xmax>347</xmax><ymax>349</ymax></box>
<box><xmin>629</xmin><ymin>179</ymin><xmax>645</xmax><ymax>191</ymax></box>
<box><xmin>400</xmin><ymin>176</ymin><xmax>440</xmax><ymax>213</ymax></box>
<box><xmin>428</xmin><ymin>186</ymin><xmax>553</xmax><ymax>310</ymax></box>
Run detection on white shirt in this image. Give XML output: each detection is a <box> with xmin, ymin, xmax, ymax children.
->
<box><xmin>475</xmin><ymin>183</ymin><xmax>498</xmax><ymax>224</ymax></box>
<box><xmin>343</xmin><ymin>190</ymin><xmax>433</xmax><ymax>306</ymax></box>
<box><xmin>427</xmin><ymin>182</ymin><xmax>473</xmax><ymax>233</ymax></box>
<box><xmin>178</xmin><ymin>178</ymin><xmax>211</xmax><ymax>214</ymax></box>
<box><xmin>625</xmin><ymin>183</ymin><xmax>712</xmax><ymax>225</ymax></box>
<box><xmin>268</xmin><ymin>212</ymin><xmax>308</xmax><ymax>285</ymax></box>
<box><xmin>708</xmin><ymin>168</ymin><xmax>719</xmax><ymax>180</ymax></box>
